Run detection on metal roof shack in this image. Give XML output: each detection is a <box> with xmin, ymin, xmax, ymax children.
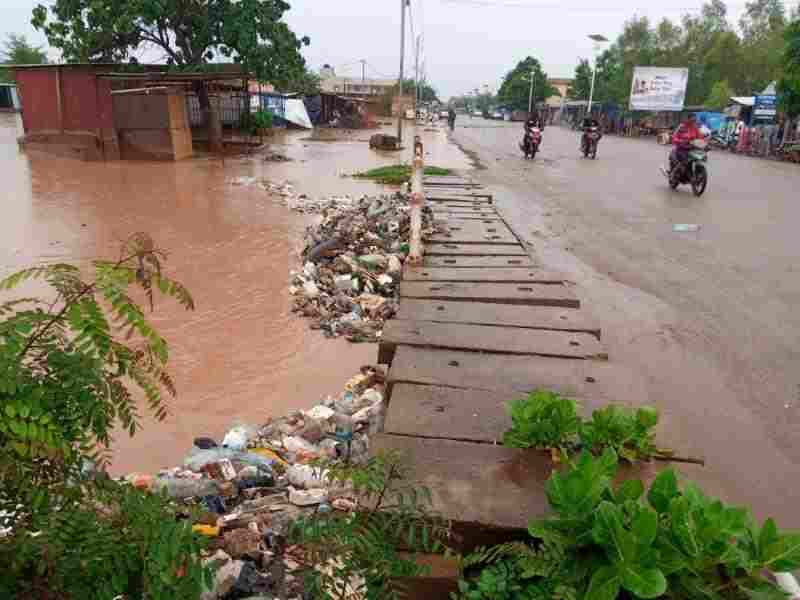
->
<box><xmin>11</xmin><ymin>63</ymin><xmax>251</xmax><ymax>160</ymax></box>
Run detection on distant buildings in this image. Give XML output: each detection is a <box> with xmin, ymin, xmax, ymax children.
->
<box><xmin>546</xmin><ymin>78</ymin><xmax>572</xmax><ymax>109</ymax></box>
<box><xmin>319</xmin><ymin>64</ymin><xmax>395</xmax><ymax>98</ymax></box>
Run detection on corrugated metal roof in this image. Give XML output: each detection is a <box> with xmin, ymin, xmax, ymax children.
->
<box><xmin>730</xmin><ymin>96</ymin><xmax>755</xmax><ymax>106</ymax></box>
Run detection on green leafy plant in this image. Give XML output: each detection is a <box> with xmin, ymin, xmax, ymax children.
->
<box><xmin>502</xmin><ymin>390</ymin><xmax>581</xmax><ymax>456</ymax></box>
<box><xmin>455</xmin><ymin>450</ymin><xmax>800</xmax><ymax>600</ymax></box>
<box><xmin>251</xmin><ymin>109</ymin><xmax>274</xmax><ymax>133</ymax></box>
<box><xmin>0</xmin><ymin>233</ymin><xmax>208</xmax><ymax>598</ymax></box>
<box><xmin>503</xmin><ymin>390</ymin><xmax>664</xmax><ymax>463</ymax></box>
<box><xmin>580</xmin><ymin>405</ymin><xmax>660</xmax><ymax>462</ymax></box>
<box><xmin>289</xmin><ymin>450</ymin><xmax>450</xmax><ymax>600</ymax></box>
<box><xmin>353</xmin><ymin>164</ymin><xmax>453</xmax><ymax>185</ymax></box>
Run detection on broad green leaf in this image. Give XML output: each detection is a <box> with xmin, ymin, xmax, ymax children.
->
<box><xmin>620</xmin><ymin>565</ymin><xmax>667</xmax><ymax>599</ymax></box>
<box><xmin>759</xmin><ymin>518</ymin><xmax>779</xmax><ymax>555</ymax></box>
<box><xmin>594</xmin><ymin>502</ymin><xmax>625</xmax><ymax>552</ymax></box>
<box><xmin>671</xmin><ymin>497</ymin><xmax>701</xmax><ymax>557</ymax></box>
<box><xmin>585</xmin><ymin>565</ymin><xmax>621</xmax><ymax>600</ymax></box>
<box><xmin>632</xmin><ymin>507</ymin><xmax>659</xmax><ymax>548</ymax></box>
<box><xmin>617</xmin><ymin>479</ymin><xmax>645</xmax><ymax>503</ymax></box>
<box><xmin>762</xmin><ymin>533</ymin><xmax>800</xmax><ymax>571</ymax></box>
<box><xmin>648</xmin><ymin>469</ymin><xmax>678</xmax><ymax>513</ymax></box>
<box><xmin>654</xmin><ymin>536</ymin><xmax>687</xmax><ymax>575</ymax></box>
<box><xmin>636</xmin><ymin>407</ymin><xmax>659</xmax><ymax>429</ymax></box>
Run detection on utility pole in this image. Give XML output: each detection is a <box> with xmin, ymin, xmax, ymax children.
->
<box><xmin>397</xmin><ymin>0</ymin><xmax>407</xmax><ymax>143</ymax></box>
<box><xmin>414</xmin><ymin>34</ymin><xmax>421</xmax><ymax>112</ymax></box>
<box><xmin>528</xmin><ymin>69</ymin><xmax>536</xmax><ymax>115</ymax></box>
<box><xmin>360</xmin><ymin>59</ymin><xmax>366</xmax><ymax>82</ymax></box>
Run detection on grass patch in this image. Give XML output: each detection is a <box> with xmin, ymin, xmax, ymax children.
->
<box><xmin>352</xmin><ymin>164</ymin><xmax>452</xmax><ymax>185</ymax></box>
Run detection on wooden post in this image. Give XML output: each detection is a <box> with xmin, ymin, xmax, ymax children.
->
<box><xmin>408</xmin><ymin>135</ymin><xmax>425</xmax><ymax>266</ymax></box>
<box><xmin>55</xmin><ymin>66</ymin><xmax>64</xmax><ymax>133</ymax></box>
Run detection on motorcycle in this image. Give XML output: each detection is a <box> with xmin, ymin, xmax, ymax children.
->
<box><xmin>521</xmin><ymin>127</ymin><xmax>542</xmax><ymax>160</ymax></box>
<box><xmin>667</xmin><ymin>138</ymin><xmax>709</xmax><ymax>197</ymax></box>
<box><xmin>581</xmin><ymin>126</ymin><xmax>600</xmax><ymax>159</ymax></box>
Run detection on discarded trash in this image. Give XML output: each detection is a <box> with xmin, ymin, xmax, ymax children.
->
<box><xmin>223</xmin><ymin>425</ymin><xmax>254</xmax><ymax>451</ymax></box>
<box><xmin>192</xmin><ymin>524</ymin><xmax>220</xmax><ymax>537</ymax></box>
<box><xmin>673</xmin><ymin>224</ymin><xmax>701</xmax><ymax>232</ymax></box>
<box><xmin>286</xmin><ymin>190</ymin><xmax>438</xmax><ymax>342</ymax></box>
<box><xmin>194</xmin><ymin>437</ymin><xmax>218</xmax><ymax>450</ymax></box>
<box><xmin>154</xmin><ymin>476</ymin><xmax>219</xmax><ymax>500</ymax></box>
<box><xmin>289</xmin><ymin>487</ymin><xmax>328</xmax><ymax>507</ymax></box>
<box><xmin>287</xmin><ymin>464</ymin><xmax>329</xmax><ymax>490</ymax></box>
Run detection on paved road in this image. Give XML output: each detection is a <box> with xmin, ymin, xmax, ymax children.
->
<box><xmin>452</xmin><ymin>119</ymin><xmax>800</xmax><ymax>527</ymax></box>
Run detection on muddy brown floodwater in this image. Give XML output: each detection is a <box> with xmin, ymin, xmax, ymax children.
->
<box><xmin>0</xmin><ymin>113</ymin><xmax>470</xmax><ymax>475</ymax></box>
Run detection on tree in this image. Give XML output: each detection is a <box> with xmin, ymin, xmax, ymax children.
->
<box><xmin>778</xmin><ymin>19</ymin><xmax>800</xmax><ymax>120</ymax></box>
<box><xmin>31</xmin><ymin>0</ymin><xmax>310</xmax><ymax>86</ymax></box>
<box><xmin>705</xmin><ymin>79</ymin><xmax>734</xmax><ymax>109</ymax></box>
<box><xmin>0</xmin><ymin>34</ymin><xmax>48</xmax><ymax>83</ymax></box>
<box><xmin>497</xmin><ymin>56</ymin><xmax>556</xmax><ymax>112</ymax></box>
<box><xmin>282</xmin><ymin>68</ymin><xmax>321</xmax><ymax>96</ymax></box>
<box><xmin>397</xmin><ymin>78</ymin><xmax>440</xmax><ymax>103</ymax></box>
<box><xmin>568</xmin><ymin>59</ymin><xmax>593</xmax><ymax>100</ymax></box>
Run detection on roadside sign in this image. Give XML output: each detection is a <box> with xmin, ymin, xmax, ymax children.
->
<box><xmin>753</xmin><ymin>94</ymin><xmax>777</xmax><ymax>123</ymax></box>
<box><xmin>629</xmin><ymin>67</ymin><xmax>689</xmax><ymax>112</ymax></box>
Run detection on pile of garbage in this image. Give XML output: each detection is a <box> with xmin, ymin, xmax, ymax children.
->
<box><xmin>126</xmin><ymin>366</ymin><xmax>388</xmax><ymax>600</ymax></box>
<box><xmin>290</xmin><ymin>192</ymin><xmax>434</xmax><ymax>342</ymax></box>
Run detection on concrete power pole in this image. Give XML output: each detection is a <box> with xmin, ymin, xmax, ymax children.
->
<box><xmin>528</xmin><ymin>69</ymin><xmax>536</xmax><ymax>115</ymax></box>
<box><xmin>414</xmin><ymin>35</ymin><xmax>421</xmax><ymax>112</ymax></box>
<box><xmin>397</xmin><ymin>0</ymin><xmax>407</xmax><ymax>143</ymax></box>
<box><xmin>361</xmin><ymin>59</ymin><xmax>366</xmax><ymax>82</ymax></box>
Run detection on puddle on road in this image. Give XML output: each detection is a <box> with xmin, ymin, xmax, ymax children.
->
<box><xmin>0</xmin><ymin>114</ymin><xmax>471</xmax><ymax>474</ymax></box>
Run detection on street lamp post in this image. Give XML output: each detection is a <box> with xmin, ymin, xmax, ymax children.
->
<box><xmin>587</xmin><ymin>34</ymin><xmax>608</xmax><ymax>119</ymax></box>
<box><xmin>528</xmin><ymin>69</ymin><xmax>536</xmax><ymax>115</ymax></box>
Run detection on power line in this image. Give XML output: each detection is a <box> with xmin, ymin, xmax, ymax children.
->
<box><xmin>438</xmin><ymin>0</ymin><xmax>749</xmax><ymax>12</ymax></box>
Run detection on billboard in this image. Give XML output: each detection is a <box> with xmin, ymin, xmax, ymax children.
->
<box><xmin>753</xmin><ymin>94</ymin><xmax>777</xmax><ymax>122</ymax></box>
<box><xmin>629</xmin><ymin>67</ymin><xmax>689</xmax><ymax>112</ymax></box>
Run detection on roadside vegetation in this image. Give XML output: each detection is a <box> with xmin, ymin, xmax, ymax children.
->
<box><xmin>453</xmin><ymin>450</ymin><xmax>800</xmax><ymax>600</ymax></box>
<box><xmin>353</xmin><ymin>165</ymin><xmax>452</xmax><ymax>185</ymax></box>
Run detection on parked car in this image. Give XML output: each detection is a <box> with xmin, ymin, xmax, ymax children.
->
<box><xmin>492</xmin><ymin>111</ymin><xmax>504</xmax><ymax>120</ymax></box>
<box><xmin>472</xmin><ymin>110</ymin><xmax>482</xmax><ymax>117</ymax></box>
<box><xmin>439</xmin><ymin>110</ymin><xmax>450</xmax><ymax>119</ymax></box>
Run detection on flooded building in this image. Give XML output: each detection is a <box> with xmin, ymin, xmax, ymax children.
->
<box><xmin>12</xmin><ymin>64</ymin><xmax>249</xmax><ymax>161</ymax></box>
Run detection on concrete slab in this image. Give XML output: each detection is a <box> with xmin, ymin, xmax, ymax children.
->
<box><xmin>423</xmin><ymin>256</ymin><xmax>535</xmax><ymax>268</ymax></box>
<box><xmin>400</xmin><ymin>281</ymin><xmax>579</xmax><ymax>307</ymax></box>
<box><xmin>379</xmin><ymin>320</ymin><xmax>603</xmax><ymax>363</ymax></box>
<box><xmin>371</xmin><ymin>434</ymin><xmax>659</xmax><ymax>537</ymax></box>
<box><xmin>384</xmin><ymin>384</ymin><xmax>642</xmax><ymax>443</ymax></box>
<box><xmin>387</xmin><ymin>347</ymin><xmax>648</xmax><ymax>403</ymax></box>
<box><xmin>424</xmin><ymin>244</ymin><xmax>528</xmax><ymax>257</ymax></box>
<box><xmin>394</xmin><ymin>301</ymin><xmax>599</xmax><ymax>337</ymax></box>
<box><xmin>403</xmin><ymin>267</ymin><xmax>565</xmax><ymax>283</ymax></box>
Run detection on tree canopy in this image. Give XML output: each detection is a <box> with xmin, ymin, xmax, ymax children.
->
<box><xmin>705</xmin><ymin>79</ymin><xmax>734</xmax><ymax>109</ymax></box>
<box><xmin>0</xmin><ymin>34</ymin><xmax>48</xmax><ymax>83</ymax></box>
<box><xmin>571</xmin><ymin>0</ymin><xmax>794</xmax><ymax>109</ymax></box>
<box><xmin>778</xmin><ymin>18</ymin><xmax>800</xmax><ymax>117</ymax></box>
<box><xmin>567</xmin><ymin>59</ymin><xmax>592</xmax><ymax>101</ymax></box>
<box><xmin>497</xmin><ymin>56</ymin><xmax>556</xmax><ymax>111</ymax></box>
<box><xmin>31</xmin><ymin>0</ymin><xmax>310</xmax><ymax>86</ymax></box>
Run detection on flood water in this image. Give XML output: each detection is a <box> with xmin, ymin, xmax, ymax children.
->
<box><xmin>0</xmin><ymin>112</ymin><xmax>471</xmax><ymax>474</ymax></box>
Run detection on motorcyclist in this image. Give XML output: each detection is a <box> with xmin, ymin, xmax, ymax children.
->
<box><xmin>581</xmin><ymin>115</ymin><xmax>601</xmax><ymax>152</ymax></box>
<box><xmin>669</xmin><ymin>113</ymin><xmax>702</xmax><ymax>172</ymax></box>
<box><xmin>523</xmin><ymin>113</ymin><xmax>542</xmax><ymax>148</ymax></box>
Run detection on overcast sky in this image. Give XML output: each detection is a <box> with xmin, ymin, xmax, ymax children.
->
<box><xmin>2</xmin><ymin>0</ymin><xmax>784</xmax><ymax>98</ymax></box>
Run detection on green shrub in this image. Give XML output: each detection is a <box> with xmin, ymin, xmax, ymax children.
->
<box><xmin>251</xmin><ymin>109</ymin><xmax>274</xmax><ymax>132</ymax></box>
<box><xmin>455</xmin><ymin>450</ymin><xmax>800</xmax><ymax>600</ymax></box>
<box><xmin>0</xmin><ymin>233</ymin><xmax>209</xmax><ymax>598</ymax></box>
<box><xmin>502</xmin><ymin>390</ymin><xmax>663</xmax><ymax>463</ymax></box>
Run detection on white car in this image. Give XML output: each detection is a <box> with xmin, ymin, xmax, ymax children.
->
<box><xmin>492</xmin><ymin>111</ymin><xmax>503</xmax><ymax>120</ymax></box>
<box><xmin>440</xmin><ymin>110</ymin><xmax>450</xmax><ymax>119</ymax></box>
<box><xmin>473</xmin><ymin>110</ymin><xmax>482</xmax><ymax>117</ymax></box>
